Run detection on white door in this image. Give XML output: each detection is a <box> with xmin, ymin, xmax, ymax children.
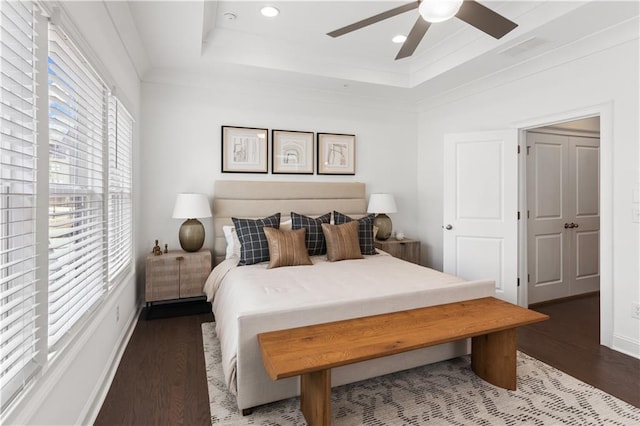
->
<box><xmin>443</xmin><ymin>130</ymin><xmax>519</xmax><ymax>304</ymax></box>
<box><xmin>526</xmin><ymin>132</ymin><xmax>568</xmax><ymax>302</ymax></box>
<box><xmin>570</xmin><ymin>136</ymin><xmax>600</xmax><ymax>295</ymax></box>
<box><xmin>527</xmin><ymin>132</ymin><xmax>600</xmax><ymax>303</ymax></box>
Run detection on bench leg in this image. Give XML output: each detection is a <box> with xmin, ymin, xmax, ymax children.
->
<box><xmin>471</xmin><ymin>328</ymin><xmax>517</xmax><ymax>390</ymax></box>
<box><xmin>300</xmin><ymin>369</ymin><xmax>331</xmax><ymax>426</ymax></box>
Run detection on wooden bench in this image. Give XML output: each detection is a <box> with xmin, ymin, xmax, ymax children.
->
<box><xmin>257</xmin><ymin>296</ymin><xmax>549</xmax><ymax>426</ymax></box>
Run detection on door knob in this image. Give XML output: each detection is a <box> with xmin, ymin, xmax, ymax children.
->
<box><xmin>444</xmin><ymin>224</ymin><xmax>453</xmax><ymax>230</ymax></box>
<box><xmin>564</xmin><ymin>223</ymin><xmax>571</xmax><ymax>229</ymax></box>
<box><xmin>572</xmin><ymin>223</ymin><xmax>579</xmax><ymax>228</ymax></box>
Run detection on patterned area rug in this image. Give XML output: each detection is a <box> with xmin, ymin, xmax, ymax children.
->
<box><xmin>202</xmin><ymin>322</ymin><xmax>639</xmax><ymax>425</ymax></box>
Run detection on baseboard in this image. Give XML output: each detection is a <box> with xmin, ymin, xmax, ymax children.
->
<box><xmin>81</xmin><ymin>303</ymin><xmax>141</xmax><ymax>425</ymax></box>
<box><xmin>612</xmin><ymin>334</ymin><xmax>640</xmax><ymax>359</ymax></box>
<box><xmin>2</xmin><ymin>275</ymin><xmax>138</xmax><ymax>426</ymax></box>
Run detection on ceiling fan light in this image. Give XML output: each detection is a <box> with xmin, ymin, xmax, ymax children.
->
<box><xmin>260</xmin><ymin>6</ymin><xmax>279</xmax><ymax>18</ymax></box>
<box><xmin>392</xmin><ymin>35</ymin><xmax>407</xmax><ymax>44</ymax></box>
<box><xmin>419</xmin><ymin>0</ymin><xmax>464</xmax><ymax>23</ymax></box>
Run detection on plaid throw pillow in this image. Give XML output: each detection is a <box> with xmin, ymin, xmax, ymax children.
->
<box><xmin>291</xmin><ymin>212</ymin><xmax>331</xmax><ymax>256</ymax></box>
<box><xmin>232</xmin><ymin>213</ymin><xmax>281</xmax><ymax>265</ymax></box>
<box><xmin>333</xmin><ymin>211</ymin><xmax>377</xmax><ymax>255</ymax></box>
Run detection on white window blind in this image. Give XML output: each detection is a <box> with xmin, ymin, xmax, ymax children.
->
<box><xmin>0</xmin><ymin>0</ymin><xmax>40</xmax><ymax>410</ymax></box>
<box><xmin>107</xmin><ymin>97</ymin><xmax>132</xmax><ymax>284</ymax></box>
<box><xmin>47</xmin><ymin>24</ymin><xmax>106</xmax><ymax>349</ymax></box>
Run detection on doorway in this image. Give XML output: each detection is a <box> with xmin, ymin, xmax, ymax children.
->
<box><xmin>443</xmin><ymin>106</ymin><xmax>613</xmax><ymax>346</ymax></box>
<box><xmin>525</xmin><ymin>117</ymin><xmax>601</xmax><ymax>304</ymax></box>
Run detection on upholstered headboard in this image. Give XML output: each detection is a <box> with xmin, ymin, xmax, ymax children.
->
<box><xmin>213</xmin><ymin>180</ymin><xmax>367</xmax><ymax>265</ymax></box>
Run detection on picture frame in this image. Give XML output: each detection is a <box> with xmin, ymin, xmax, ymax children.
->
<box><xmin>272</xmin><ymin>130</ymin><xmax>314</xmax><ymax>174</ymax></box>
<box><xmin>221</xmin><ymin>126</ymin><xmax>269</xmax><ymax>173</ymax></box>
<box><xmin>317</xmin><ymin>133</ymin><xmax>356</xmax><ymax>175</ymax></box>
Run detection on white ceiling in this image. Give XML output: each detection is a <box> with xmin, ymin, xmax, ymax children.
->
<box><xmin>119</xmin><ymin>1</ymin><xmax>638</xmax><ymax>94</ymax></box>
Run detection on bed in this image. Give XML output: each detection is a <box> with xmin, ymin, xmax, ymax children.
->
<box><xmin>204</xmin><ymin>180</ymin><xmax>495</xmax><ymax>412</ymax></box>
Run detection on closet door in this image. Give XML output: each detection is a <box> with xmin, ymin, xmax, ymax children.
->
<box><xmin>570</xmin><ymin>136</ymin><xmax>600</xmax><ymax>296</ymax></box>
<box><xmin>527</xmin><ymin>132</ymin><xmax>600</xmax><ymax>304</ymax></box>
<box><xmin>527</xmin><ymin>132</ymin><xmax>570</xmax><ymax>303</ymax></box>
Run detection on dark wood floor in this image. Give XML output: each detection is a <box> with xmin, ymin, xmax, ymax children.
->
<box><xmin>518</xmin><ymin>294</ymin><xmax>640</xmax><ymax>408</ymax></box>
<box><xmin>95</xmin><ymin>294</ymin><xmax>639</xmax><ymax>425</ymax></box>
<box><xmin>95</xmin><ymin>308</ymin><xmax>214</xmax><ymax>426</ymax></box>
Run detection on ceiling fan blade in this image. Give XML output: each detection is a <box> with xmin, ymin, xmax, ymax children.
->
<box><xmin>456</xmin><ymin>0</ymin><xmax>518</xmax><ymax>39</ymax></box>
<box><xmin>395</xmin><ymin>16</ymin><xmax>431</xmax><ymax>60</ymax></box>
<box><xmin>327</xmin><ymin>1</ymin><xmax>419</xmax><ymax>38</ymax></box>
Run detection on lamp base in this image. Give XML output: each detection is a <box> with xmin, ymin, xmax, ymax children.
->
<box><xmin>179</xmin><ymin>218</ymin><xmax>205</xmax><ymax>252</ymax></box>
<box><xmin>373</xmin><ymin>214</ymin><xmax>392</xmax><ymax>240</ymax></box>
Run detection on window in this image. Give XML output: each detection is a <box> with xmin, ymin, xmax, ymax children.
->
<box><xmin>47</xmin><ymin>24</ymin><xmax>107</xmax><ymax>349</ymax></box>
<box><xmin>1</xmin><ymin>4</ymin><xmax>134</xmax><ymax>413</ymax></box>
<box><xmin>0</xmin><ymin>0</ymin><xmax>40</xmax><ymax>410</ymax></box>
<box><xmin>107</xmin><ymin>97</ymin><xmax>133</xmax><ymax>284</ymax></box>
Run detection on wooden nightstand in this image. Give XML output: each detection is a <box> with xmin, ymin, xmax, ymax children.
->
<box><xmin>145</xmin><ymin>250</ymin><xmax>211</xmax><ymax>306</ymax></box>
<box><xmin>374</xmin><ymin>238</ymin><xmax>421</xmax><ymax>264</ymax></box>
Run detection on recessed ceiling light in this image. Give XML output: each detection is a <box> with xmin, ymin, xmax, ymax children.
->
<box><xmin>261</xmin><ymin>6</ymin><xmax>279</xmax><ymax>17</ymax></box>
<box><xmin>223</xmin><ymin>12</ymin><xmax>237</xmax><ymax>21</ymax></box>
<box><xmin>392</xmin><ymin>35</ymin><xmax>407</xmax><ymax>44</ymax></box>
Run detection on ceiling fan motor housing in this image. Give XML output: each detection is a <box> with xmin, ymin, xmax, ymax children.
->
<box><xmin>419</xmin><ymin>0</ymin><xmax>464</xmax><ymax>23</ymax></box>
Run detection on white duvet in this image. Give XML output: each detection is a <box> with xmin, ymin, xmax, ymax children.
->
<box><xmin>204</xmin><ymin>251</ymin><xmax>494</xmax><ymax>399</ymax></box>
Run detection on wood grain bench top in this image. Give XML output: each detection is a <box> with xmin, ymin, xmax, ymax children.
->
<box><xmin>257</xmin><ymin>296</ymin><xmax>549</xmax><ymax>381</ymax></box>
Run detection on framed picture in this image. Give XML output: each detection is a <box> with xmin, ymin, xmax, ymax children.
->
<box><xmin>317</xmin><ymin>133</ymin><xmax>356</xmax><ymax>175</ymax></box>
<box><xmin>272</xmin><ymin>130</ymin><xmax>314</xmax><ymax>174</ymax></box>
<box><xmin>221</xmin><ymin>126</ymin><xmax>268</xmax><ymax>173</ymax></box>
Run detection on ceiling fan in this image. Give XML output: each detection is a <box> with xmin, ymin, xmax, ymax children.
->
<box><xmin>327</xmin><ymin>0</ymin><xmax>518</xmax><ymax>60</ymax></box>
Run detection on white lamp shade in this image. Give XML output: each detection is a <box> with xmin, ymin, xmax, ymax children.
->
<box><xmin>172</xmin><ymin>193</ymin><xmax>212</xmax><ymax>219</ymax></box>
<box><xmin>367</xmin><ymin>193</ymin><xmax>397</xmax><ymax>214</ymax></box>
<box><xmin>419</xmin><ymin>0</ymin><xmax>463</xmax><ymax>23</ymax></box>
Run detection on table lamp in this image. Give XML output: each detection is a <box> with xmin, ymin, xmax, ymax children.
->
<box><xmin>172</xmin><ymin>193</ymin><xmax>212</xmax><ymax>252</ymax></box>
<box><xmin>367</xmin><ymin>193</ymin><xmax>397</xmax><ymax>240</ymax></box>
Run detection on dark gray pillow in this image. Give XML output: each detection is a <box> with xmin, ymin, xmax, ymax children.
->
<box><xmin>333</xmin><ymin>211</ymin><xmax>377</xmax><ymax>255</ymax></box>
<box><xmin>291</xmin><ymin>212</ymin><xmax>331</xmax><ymax>256</ymax></box>
<box><xmin>232</xmin><ymin>213</ymin><xmax>281</xmax><ymax>265</ymax></box>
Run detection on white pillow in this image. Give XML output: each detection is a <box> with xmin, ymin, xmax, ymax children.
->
<box><xmin>222</xmin><ymin>225</ymin><xmax>241</xmax><ymax>259</ymax></box>
<box><xmin>224</xmin><ymin>220</ymin><xmax>290</xmax><ymax>259</ymax></box>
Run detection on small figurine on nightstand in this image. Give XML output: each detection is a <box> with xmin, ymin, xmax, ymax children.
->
<box><xmin>164</xmin><ymin>243</ymin><xmax>168</xmax><ymax>254</ymax></box>
<box><xmin>152</xmin><ymin>240</ymin><xmax>163</xmax><ymax>256</ymax></box>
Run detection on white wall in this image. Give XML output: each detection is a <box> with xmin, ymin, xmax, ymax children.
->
<box><xmin>6</xmin><ymin>3</ymin><xmax>636</xmax><ymax>424</ymax></box>
<box><xmin>416</xmin><ymin>23</ymin><xmax>639</xmax><ymax>356</ymax></box>
<box><xmin>3</xmin><ymin>2</ymin><xmax>142</xmax><ymax>425</ymax></box>
<box><xmin>139</xmin><ymin>71</ymin><xmax>418</xmax><ymax>259</ymax></box>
